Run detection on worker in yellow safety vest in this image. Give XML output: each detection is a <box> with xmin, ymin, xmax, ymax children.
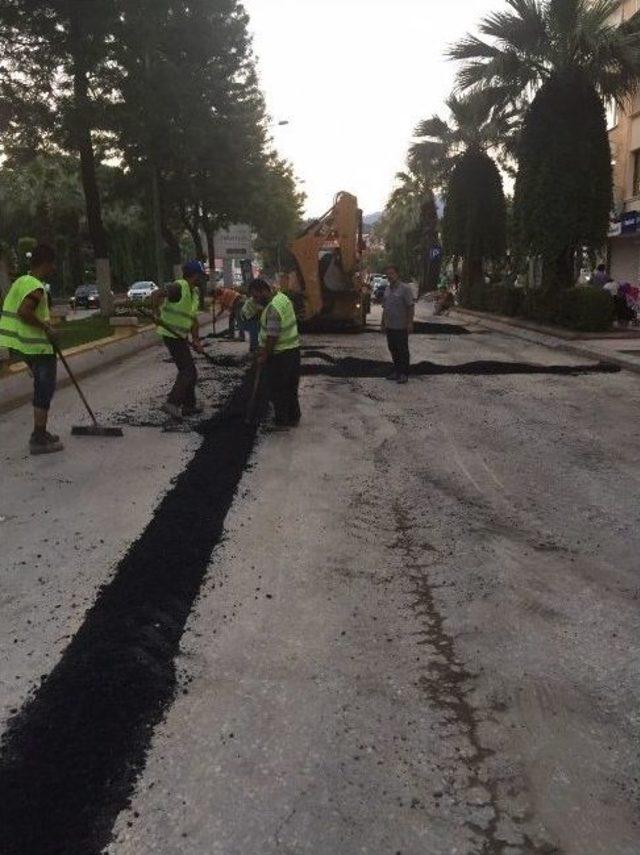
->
<box><xmin>0</xmin><ymin>244</ymin><xmax>62</xmax><ymax>455</ymax></box>
<box><xmin>249</xmin><ymin>278</ymin><xmax>301</xmax><ymax>430</ymax></box>
<box><xmin>151</xmin><ymin>260</ymin><xmax>206</xmax><ymax>422</ymax></box>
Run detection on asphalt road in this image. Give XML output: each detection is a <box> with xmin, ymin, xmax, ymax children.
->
<box><xmin>1</xmin><ymin>306</ymin><xmax>638</xmax><ymax>855</ymax></box>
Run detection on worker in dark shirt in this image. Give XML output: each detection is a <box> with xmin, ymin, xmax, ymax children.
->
<box><xmin>151</xmin><ymin>260</ymin><xmax>205</xmax><ymax>421</ymax></box>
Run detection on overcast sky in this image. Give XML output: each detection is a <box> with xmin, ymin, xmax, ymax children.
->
<box><xmin>244</xmin><ymin>0</ymin><xmax>507</xmax><ymax>217</ymax></box>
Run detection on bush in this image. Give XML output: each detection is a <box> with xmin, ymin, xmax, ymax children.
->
<box><xmin>558</xmin><ymin>288</ymin><xmax>615</xmax><ymax>332</ymax></box>
<box><xmin>460</xmin><ymin>284</ymin><xmax>614</xmax><ymax>332</ymax></box>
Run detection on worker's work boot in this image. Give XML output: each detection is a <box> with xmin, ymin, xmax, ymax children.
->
<box><xmin>161</xmin><ymin>402</ymin><xmax>183</xmax><ymax>421</ymax></box>
<box><xmin>30</xmin><ymin>431</ymin><xmax>64</xmax><ymax>455</ymax></box>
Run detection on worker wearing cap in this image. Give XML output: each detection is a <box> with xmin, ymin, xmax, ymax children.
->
<box><xmin>249</xmin><ymin>278</ymin><xmax>301</xmax><ymax>430</ymax></box>
<box><xmin>0</xmin><ymin>244</ymin><xmax>63</xmax><ymax>455</ymax></box>
<box><xmin>152</xmin><ymin>260</ymin><xmax>205</xmax><ymax>421</ymax></box>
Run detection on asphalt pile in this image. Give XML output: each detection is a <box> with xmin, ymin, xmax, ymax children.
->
<box><xmin>0</xmin><ymin>363</ymin><xmax>259</xmax><ymax>855</ymax></box>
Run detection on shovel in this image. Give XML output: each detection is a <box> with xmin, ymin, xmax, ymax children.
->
<box><xmin>49</xmin><ymin>337</ymin><xmax>124</xmax><ymax>438</ymax></box>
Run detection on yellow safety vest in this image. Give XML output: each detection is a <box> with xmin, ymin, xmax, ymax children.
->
<box><xmin>158</xmin><ymin>279</ymin><xmax>198</xmax><ymax>339</ymax></box>
<box><xmin>259</xmin><ymin>291</ymin><xmax>300</xmax><ymax>353</ymax></box>
<box><xmin>0</xmin><ymin>274</ymin><xmax>53</xmax><ymax>355</ymax></box>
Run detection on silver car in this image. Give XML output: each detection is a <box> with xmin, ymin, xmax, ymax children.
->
<box><xmin>127</xmin><ymin>281</ymin><xmax>158</xmax><ymax>301</ymax></box>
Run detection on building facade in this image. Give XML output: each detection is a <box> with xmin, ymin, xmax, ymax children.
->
<box><xmin>608</xmin><ymin>1</ymin><xmax>640</xmax><ymax>282</ymax></box>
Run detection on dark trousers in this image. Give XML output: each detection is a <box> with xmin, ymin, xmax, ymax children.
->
<box><xmin>164</xmin><ymin>338</ymin><xmax>197</xmax><ymax>408</ymax></box>
<box><xmin>386</xmin><ymin>329</ymin><xmax>410</xmax><ymax>376</ymax></box>
<box><xmin>245</xmin><ymin>318</ymin><xmax>260</xmax><ymax>352</ymax></box>
<box><xmin>266</xmin><ymin>347</ymin><xmax>301</xmax><ymax>426</ymax></box>
<box><xmin>13</xmin><ymin>351</ymin><xmax>57</xmax><ymax>410</ymax></box>
<box><xmin>228</xmin><ymin>301</ymin><xmax>246</xmax><ymax>341</ymax></box>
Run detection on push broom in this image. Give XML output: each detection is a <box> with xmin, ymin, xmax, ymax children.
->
<box><xmin>49</xmin><ymin>337</ymin><xmax>124</xmax><ymax>438</ymax></box>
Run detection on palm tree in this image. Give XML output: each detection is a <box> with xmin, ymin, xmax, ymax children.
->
<box><xmin>382</xmin><ymin>168</ymin><xmax>440</xmax><ymax>287</ymax></box>
<box><xmin>411</xmin><ymin>89</ymin><xmax>510</xmax><ymax>288</ymax></box>
<box><xmin>450</xmin><ymin>0</ymin><xmax>640</xmax><ymax>289</ymax></box>
<box><xmin>410</xmin><ymin>88</ymin><xmax>514</xmax><ymax>178</ymax></box>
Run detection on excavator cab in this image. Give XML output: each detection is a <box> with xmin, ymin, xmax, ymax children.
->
<box><xmin>279</xmin><ymin>191</ymin><xmax>367</xmax><ymax>329</ymax></box>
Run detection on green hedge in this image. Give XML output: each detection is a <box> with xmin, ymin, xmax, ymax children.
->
<box><xmin>462</xmin><ymin>283</ymin><xmax>614</xmax><ymax>332</ymax></box>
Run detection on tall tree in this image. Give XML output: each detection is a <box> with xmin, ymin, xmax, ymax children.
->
<box><xmin>443</xmin><ymin>150</ymin><xmax>506</xmax><ymax>289</ymax></box>
<box><xmin>450</xmin><ymin>0</ymin><xmax>640</xmax><ymax>289</ymax></box>
<box><xmin>115</xmin><ymin>0</ymin><xmax>272</xmax><ymax>284</ymax></box>
<box><xmin>416</xmin><ymin>91</ymin><xmax>508</xmax><ymax>287</ymax></box>
<box><xmin>0</xmin><ymin>0</ymin><xmax>118</xmax><ymax>310</ymax></box>
<box><xmin>380</xmin><ymin>170</ymin><xmax>439</xmax><ymax>284</ymax></box>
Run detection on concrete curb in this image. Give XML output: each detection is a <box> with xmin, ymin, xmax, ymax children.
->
<box><xmin>450</xmin><ymin>308</ymin><xmax>640</xmax><ymax>376</ymax></box>
<box><xmin>0</xmin><ymin>312</ymin><xmax>215</xmax><ymax>414</ymax></box>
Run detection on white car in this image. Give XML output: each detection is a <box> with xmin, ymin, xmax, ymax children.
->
<box><xmin>127</xmin><ymin>281</ymin><xmax>158</xmax><ymax>301</ymax></box>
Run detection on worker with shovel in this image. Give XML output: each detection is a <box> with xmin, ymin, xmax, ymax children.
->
<box><xmin>250</xmin><ymin>278</ymin><xmax>301</xmax><ymax>431</ymax></box>
<box><xmin>0</xmin><ymin>244</ymin><xmax>63</xmax><ymax>455</ymax></box>
<box><xmin>151</xmin><ymin>260</ymin><xmax>206</xmax><ymax>422</ymax></box>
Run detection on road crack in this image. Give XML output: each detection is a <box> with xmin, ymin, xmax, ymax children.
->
<box><xmin>392</xmin><ymin>500</ymin><xmax>560</xmax><ymax>855</ymax></box>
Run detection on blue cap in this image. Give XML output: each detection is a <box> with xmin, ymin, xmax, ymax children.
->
<box><xmin>183</xmin><ymin>260</ymin><xmax>206</xmax><ymax>277</ymax></box>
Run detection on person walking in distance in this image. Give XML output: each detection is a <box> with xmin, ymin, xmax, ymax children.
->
<box><xmin>250</xmin><ymin>278</ymin><xmax>301</xmax><ymax>430</ymax></box>
<box><xmin>0</xmin><ymin>244</ymin><xmax>63</xmax><ymax>454</ymax></box>
<box><xmin>381</xmin><ymin>265</ymin><xmax>415</xmax><ymax>384</ymax></box>
<box><xmin>152</xmin><ymin>260</ymin><xmax>205</xmax><ymax>421</ymax></box>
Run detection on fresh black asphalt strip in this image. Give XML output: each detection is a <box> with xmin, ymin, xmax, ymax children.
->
<box><xmin>0</xmin><ymin>369</ymin><xmax>260</xmax><ymax>855</ymax></box>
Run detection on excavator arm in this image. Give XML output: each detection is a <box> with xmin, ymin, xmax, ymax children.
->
<box><xmin>284</xmin><ymin>191</ymin><xmax>363</xmax><ymax>323</ymax></box>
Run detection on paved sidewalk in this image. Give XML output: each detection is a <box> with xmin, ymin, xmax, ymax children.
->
<box><xmin>450</xmin><ymin>306</ymin><xmax>640</xmax><ymax>375</ymax></box>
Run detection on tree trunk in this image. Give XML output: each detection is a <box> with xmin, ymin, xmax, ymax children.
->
<box><xmin>0</xmin><ymin>254</ymin><xmax>10</xmax><ymax>298</ymax></box>
<box><xmin>161</xmin><ymin>219</ymin><xmax>181</xmax><ymax>271</ymax></box>
<box><xmin>543</xmin><ymin>247</ymin><xmax>575</xmax><ymax>291</ymax></box>
<box><xmin>180</xmin><ymin>203</ymin><xmax>205</xmax><ymax>260</ymax></box>
<box><xmin>420</xmin><ymin>193</ymin><xmax>440</xmax><ymax>295</ymax></box>
<box><xmin>69</xmin><ymin>3</ymin><xmax>112</xmax><ymax>314</ymax></box>
<box><xmin>202</xmin><ymin>208</ymin><xmax>217</xmax><ymax>292</ymax></box>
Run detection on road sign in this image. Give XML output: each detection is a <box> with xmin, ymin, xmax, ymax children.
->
<box><xmin>214</xmin><ymin>224</ymin><xmax>254</xmax><ymax>258</ymax></box>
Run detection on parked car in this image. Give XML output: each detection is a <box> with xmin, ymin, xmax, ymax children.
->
<box><xmin>127</xmin><ymin>281</ymin><xmax>158</xmax><ymax>301</ymax></box>
<box><xmin>69</xmin><ymin>284</ymin><xmax>102</xmax><ymax>310</ymax></box>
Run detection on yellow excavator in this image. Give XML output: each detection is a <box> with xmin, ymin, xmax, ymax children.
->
<box><xmin>278</xmin><ymin>191</ymin><xmax>367</xmax><ymax>329</ymax></box>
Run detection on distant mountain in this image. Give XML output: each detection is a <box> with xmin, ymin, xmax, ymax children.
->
<box><xmin>363</xmin><ymin>211</ymin><xmax>383</xmax><ymax>227</ymax></box>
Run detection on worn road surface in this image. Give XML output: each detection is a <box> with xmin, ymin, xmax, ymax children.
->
<box><xmin>1</xmin><ymin>306</ymin><xmax>639</xmax><ymax>855</ymax></box>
